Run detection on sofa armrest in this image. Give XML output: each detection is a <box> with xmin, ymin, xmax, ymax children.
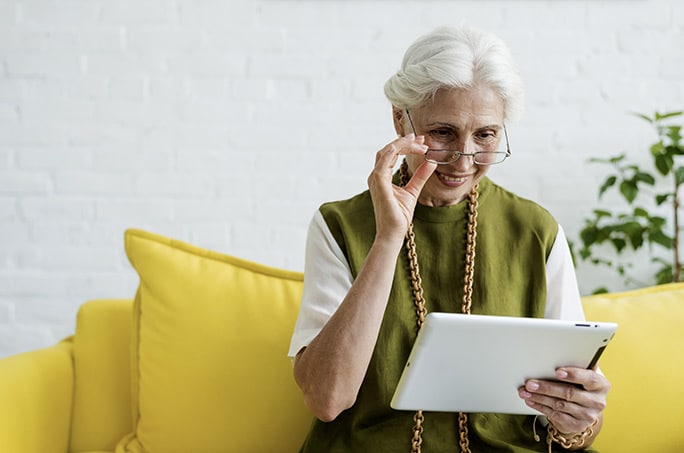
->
<box><xmin>0</xmin><ymin>338</ymin><xmax>74</xmax><ymax>453</ymax></box>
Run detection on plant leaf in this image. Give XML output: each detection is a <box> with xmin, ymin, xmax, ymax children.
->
<box><xmin>650</xmin><ymin>142</ymin><xmax>664</xmax><ymax>157</ymax></box>
<box><xmin>655</xmin><ymin>153</ymin><xmax>673</xmax><ymax>175</ymax></box>
<box><xmin>593</xmin><ymin>209</ymin><xmax>613</xmax><ymax>218</ymax></box>
<box><xmin>632</xmin><ymin>112</ymin><xmax>653</xmax><ymax>123</ymax></box>
<box><xmin>580</xmin><ymin>228</ymin><xmax>598</xmax><ymax>246</ymax></box>
<box><xmin>649</xmin><ymin>216</ymin><xmax>667</xmax><ymax>229</ymax></box>
<box><xmin>669</xmin><ymin>144</ymin><xmax>684</xmax><ymax>156</ymax></box>
<box><xmin>611</xmin><ymin>237</ymin><xmax>627</xmax><ymax>252</ymax></box>
<box><xmin>598</xmin><ymin>176</ymin><xmax>617</xmax><ymax>197</ymax></box>
<box><xmin>633</xmin><ymin>207</ymin><xmax>649</xmax><ymax>217</ymax></box>
<box><xmin>655</xmin><ymin>110</ymin><xmax>683</xmax><ymax>121</ymax></box>
<box><xmin>649</xmin><ymin>230</ymin><xmax>673</xmax><ymax>249</ymax></box>
<box><xmin>667</xmin><ymin>126</ymin><xmax>682</xmax><ymax>145</ymax></box>
<box><xmin>656</xmin><ymin>193</ymin><xmax>671</xmax><ymax>205</ymax></box>
<box><xmin>619</xmin><ymin>180</ymin><xmax>638</xmax><ymax>203</ymax></box>
<box><xmin>635</xmin><ymin>172</ymin><xmax>655</xmax><ymax>185</ymax></box>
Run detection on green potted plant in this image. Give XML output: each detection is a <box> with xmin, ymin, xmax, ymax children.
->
<box><xmin>575</xmin><ymin>110</ymin><xmax>684</xmax><ymax>293</ymax></box>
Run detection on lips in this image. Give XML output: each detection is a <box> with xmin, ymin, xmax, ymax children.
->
<box><xmin>436</xmin><ymin>171</ymin><xmax>471</xmax><ymax>187</ymax></box>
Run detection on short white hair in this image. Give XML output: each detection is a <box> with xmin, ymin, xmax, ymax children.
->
<box><xmin>384</xmin><ymin>26</ymin><xmax>524</xmax><ymax>122</ymax></box>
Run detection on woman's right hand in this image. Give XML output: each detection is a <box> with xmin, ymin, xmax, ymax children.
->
<box><xmin>367</xmin><ymin>134</ymin><xmax>437</xmax><ymax>244</ymax></box>
<box><xmin>294</xmin><ymin>134</ymin><xmax>436</xmax><ymax>422</ymax></box>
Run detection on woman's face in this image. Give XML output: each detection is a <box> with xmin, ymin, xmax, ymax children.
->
<box><xmin>394</xmin><ymin>86</ymin><xmax>506</xmax><ymax>207</ymax></box>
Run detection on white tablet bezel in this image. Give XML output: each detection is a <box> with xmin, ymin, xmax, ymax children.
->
<box><xmin>390</xmin><ymin>312</ymin><xmax>617</xmax><ymax>415</ymax></box>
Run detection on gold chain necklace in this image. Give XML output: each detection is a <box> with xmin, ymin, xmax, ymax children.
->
<box><xmin>399</xmin><ymin>160</ymin><xmax>479</xmax><ymax>453</ymax></box>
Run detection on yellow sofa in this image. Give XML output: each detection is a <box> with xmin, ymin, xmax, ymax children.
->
<box><xmin>1</xmin><ymin>229</ymin><xmax>683</xmax><ymax>453</ymax></box>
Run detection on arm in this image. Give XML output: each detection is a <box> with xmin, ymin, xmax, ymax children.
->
<box><xmin>293</xmin><ymin>135</ymin><xmax>436</xmax><ymax>422</ymax></box>
<box><xmin>0</xmin><ymin>339</ymin><xmax>74</xmax><ymax>453</ymax></box>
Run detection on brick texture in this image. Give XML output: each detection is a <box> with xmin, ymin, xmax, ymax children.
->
<box><xmin>1</xmin><ymin>0</ymin><xmax>684</xmax><ymax>357</ymax></box>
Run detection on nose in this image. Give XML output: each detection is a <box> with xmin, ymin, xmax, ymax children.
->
<box><xmin>452</xmin><ymin>154</ymin><xmax>475</xmax><ymax>171</ymax></box>
<box><xmin>449</xmin><ymin>139</ymin><xmax>477</xmax><ymax>171</ymax></box>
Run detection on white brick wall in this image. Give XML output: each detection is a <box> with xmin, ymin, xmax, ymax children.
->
<box><xmin>2</xmin><ymin>0</ymin><xmax>684</xmax><ymax>357</ymax></box>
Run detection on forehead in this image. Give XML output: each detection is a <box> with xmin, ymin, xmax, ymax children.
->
<box><xmin>413</xmin><ymin>86</ymin><xmax>505</xmax><ymax>128</ymax></box>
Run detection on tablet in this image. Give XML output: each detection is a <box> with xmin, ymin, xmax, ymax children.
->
<box><xmin>390</xmin><ymin>312</ymin><xmax>617</xmax><ymax>415</ymax></box>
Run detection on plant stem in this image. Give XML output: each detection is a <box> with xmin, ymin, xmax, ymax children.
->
<box><xmin>673</xmin><ymin>171</ymin><xmax>681</xmax><ymax>282</ymax></box>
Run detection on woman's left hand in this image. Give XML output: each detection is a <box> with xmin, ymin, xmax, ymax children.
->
<box><xmin>519</xmin><ymin>367</ymin><xmax>609</xmax><ymax>435</ymax></box>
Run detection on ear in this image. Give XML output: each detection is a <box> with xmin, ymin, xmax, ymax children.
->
<box><xmin>392</xmin><ymin>106</ymin><xmax>406</xmax><ymax>137</ymax></box>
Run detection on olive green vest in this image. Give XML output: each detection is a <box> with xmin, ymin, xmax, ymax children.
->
<box><xmin>299</xmin><ymin>177</ymin><xmax>597</xmax><ymax>453</ymax></box>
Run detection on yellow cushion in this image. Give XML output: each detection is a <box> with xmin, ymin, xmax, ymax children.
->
<box><xmin>115</xmin><ymin>229</ymin><xmax>311</xmax><ymax>453</ymax></box>
<box><xmin>71</xmin><ymin>299</ymin><xmax>133</xmax><ymax>452</ymax></box>
<box><xmin>582</xmin><ymin>283</ymin><xmax>684</xmax><ymax>453</ymax></box>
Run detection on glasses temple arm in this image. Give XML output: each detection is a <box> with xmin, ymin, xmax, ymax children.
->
<box><xmin>503</xmin><ymin>124</ymin><xmax>511</xmax><ymax>155</ymax></box>
<box><xmin>405</xmin><ymin>110</ymin><xmax>417</xmax><ymax>135</ymax></box>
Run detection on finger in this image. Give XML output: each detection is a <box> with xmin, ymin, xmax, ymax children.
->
<box><xmin>374</xmin><ymin>134</ymin><xmax>423</xmax><ymax>165</ymax></box>
<box><xmin>520</xmin><ymin>388</ymin><xmax>585</xmax><ymax>415</ymax></box>
<box><xmin>368</xmin><ymin>146</ymin><xmax>397</xmax><ymax>197</ymax></box>
<box><xmin>391</xmin><ymin>133</ymin><xmax>428</xmax><ymax>157</ymax></box>
<box><xmin>520</xmin><ymin>378</ymin><xmax>606</xmax><ymax>429</ymax></box>
<box><xmin>519</xmin><ymin>389</ymin><xmax>597</xmax><ymax>433</ymax></box>
<box><xmin>374</xmin><ymin>142</ymin><xmax>398</xmax><ymax>166</ymax></box>
<box><xmin>403</xmin><ymin>160</ymin><xmax>437</xmax><ymax>198</ymax></box>
<box><xmin>523</xmin><ymin>379</ymin><xmax>596</xmax><ymax>408</ymax></box>
<box><xmin>555</xmin><ymin>367</ymin><xmax>610</xmax><ymax>392</ymax></box>
<box><xmin>524</xmin><ymin>401</ymin><xmax>596</xmax><ymax>434</ymax></box>
<box><xmin>375</xmin><ymin>143</ymin><xmax>399</xmax><ymax>168</ymax></box>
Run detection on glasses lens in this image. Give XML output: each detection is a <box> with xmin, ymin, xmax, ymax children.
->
<box><xmin>474</xmin><ymin>152</ymin><xmax>508</xmax><ymax>165</ymax></box>
<box><xmin>425</xmin><ymin>150</ymin><xmax>455</xmax><ymax>164</ymax></box>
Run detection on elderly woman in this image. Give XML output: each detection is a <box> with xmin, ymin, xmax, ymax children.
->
<box><xmin>288</xmin><ymin>26</ymin><xmax>610</xmax><ymax>452</ymax></box>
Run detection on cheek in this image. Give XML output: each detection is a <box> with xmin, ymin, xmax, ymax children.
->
<box><xmin>474</xmin><ymin>165</ymin><xmax>490</xmax><ymax>181</ymax></box>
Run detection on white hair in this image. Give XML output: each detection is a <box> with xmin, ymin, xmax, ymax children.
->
<box><xmin>384</xmin><ymin>26</ymin><xmax>524</xmax><ymax>122</ymax></box>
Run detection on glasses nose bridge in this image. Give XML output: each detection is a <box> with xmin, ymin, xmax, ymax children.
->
<box><xmin>450</xmin><ymin>151</ymin><xmax>476</xmax><ymax>169</ymax></box>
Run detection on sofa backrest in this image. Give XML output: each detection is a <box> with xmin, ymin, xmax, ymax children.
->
<box><xmin>68</xmin><ymin>279</ymin><xmax>684</xmax><ymax>452</ymax></box>
<box><xmin>582</xmin><ymin>282</ymin><xmax>684</xmax><ymax>453</ymax></box>
<box><xmin>70</xmin><ymin>299</ymin><xmax>133</xmax><ymax>452</ymax></box>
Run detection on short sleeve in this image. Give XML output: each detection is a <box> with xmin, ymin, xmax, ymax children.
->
<box><xmin>288</xmin><ymin>210</ymin><xmax>354</xmax><ymax>357</ymax></box>
<box><xmin>544</xmin><ymin>224</ymin><xmax>585</xmax><ymax>321</ymax></box>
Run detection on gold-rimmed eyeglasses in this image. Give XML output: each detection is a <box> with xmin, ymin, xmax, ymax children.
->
<box><xmin>406</xmin><ymin>110</ymin><xmax>511</xmax><ymax>165</ymax></box>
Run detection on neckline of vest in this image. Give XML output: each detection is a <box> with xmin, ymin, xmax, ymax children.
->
<box><xmin>413</xmin><ymin>177</ymin><xmax>491</xmax><ymax>223</ymax></box>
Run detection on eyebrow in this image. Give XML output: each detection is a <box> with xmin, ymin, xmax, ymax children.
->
<box><xmin>425</xmin><ymin>122</ymin><xmax>503</xmax><ymax>132</ymax></box>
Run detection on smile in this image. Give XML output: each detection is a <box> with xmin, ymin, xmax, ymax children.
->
<box><xmin>435</xmin><ymin>171</ymin><xmax>471</xmax><ymax>186</ymax></box>
<box><xmin>440</xmin><ymin>174</ymin><xmax>466</xmax><ymax>183</ymax></box>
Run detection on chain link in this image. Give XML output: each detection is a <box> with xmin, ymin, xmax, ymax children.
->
<box><xmin>400</xmin><ymin>160</ymin><xmax>478</xmax><ymax>453</ymax></box>
<box><xmin>546</xmin><ymin>419</ymin><xmax>598</xmax><ymax>452</ymax></box>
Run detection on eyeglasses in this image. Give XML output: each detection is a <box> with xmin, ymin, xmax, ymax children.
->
<box><xmin>406</xmin><ymin>110</ymin><xmax>511</xmax><ymax>166</ymax></box>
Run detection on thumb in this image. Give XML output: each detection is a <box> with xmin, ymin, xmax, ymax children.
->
<box><xmin>403</xmin><ymin>161</ymin><xmax>437</xmax><ymax>198</ymax></box>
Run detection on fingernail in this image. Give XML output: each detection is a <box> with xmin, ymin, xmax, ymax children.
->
<box><xmin>527</xmin><ymin>381</ymin><xmax>540</xmax><ymax>391</ymax></box>
<box><xmin>557</xmin><ymin>369</ymin><xmax>568</xmax><ymax>379</ymax></box>
<box><xmin>520</xmin><ymin>390</ymin><xmax>532</xmax><ymax>398</ymax></box>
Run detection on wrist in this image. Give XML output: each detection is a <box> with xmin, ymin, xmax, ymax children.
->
<box><xmin>371</xmin><ymin>232</ymin><xmax>405</xmax><ymax>256</ymax></box>
<box><xmin>546</xmin><ymin>419</ymin><xmax>598</xmax><ymax>451</ymax></box>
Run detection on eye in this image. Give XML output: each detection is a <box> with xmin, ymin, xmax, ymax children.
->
<box><xmin>429</xmin><ymin>128</ymin><xmax>455</xmax><ymax>141</ymax></box>
<box><xmin>475</xmin><ymin>130</ymin><xmax>498</xmax><ymax>143</ymax></box>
